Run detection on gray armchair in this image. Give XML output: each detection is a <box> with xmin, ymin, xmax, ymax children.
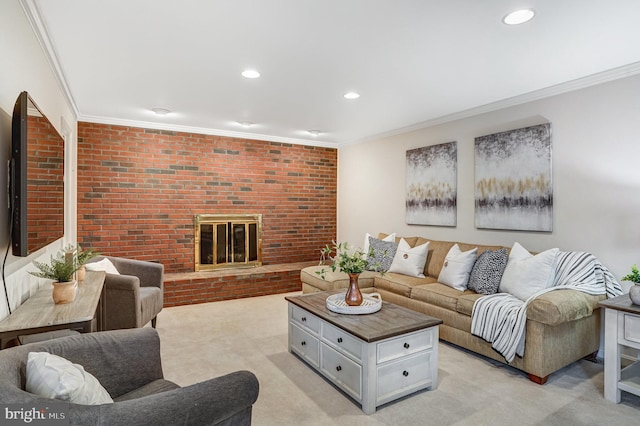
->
<box><xmin>89</xmin><ymin>256</ymin><xmax>164</xmax><ymax>330</ymax></box>
<box><xmin>0</xmin><ymin>328</ymin><xmax>259</xmax><ymax>425</ymax></box>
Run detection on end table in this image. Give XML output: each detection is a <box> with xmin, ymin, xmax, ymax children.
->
<box><xmin>599</xmin><ymin>294</ymin><xmax>640</xmax><ymax>402</ymax></box>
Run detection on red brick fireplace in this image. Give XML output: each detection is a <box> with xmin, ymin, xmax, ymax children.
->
<box><xmin>77</xmin><ymin>123</ymin><xmax>337</xmax><ymax>305</ymax></box>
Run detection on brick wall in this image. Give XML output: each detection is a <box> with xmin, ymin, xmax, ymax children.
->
<box><xmin>77</xmin><ymin>122</ymin><xmax>337</xmax><ymax>273</ymax></box>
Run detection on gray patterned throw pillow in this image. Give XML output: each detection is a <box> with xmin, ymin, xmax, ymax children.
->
<box><xmin>467</xmin><ymin>248</ymin><xmax>508</xmax><ymax>295</ymax></box>
<box><xmin>366</xmin><ymin>237</ymin><xmax>398</xmax><ymax>272</ymax></box>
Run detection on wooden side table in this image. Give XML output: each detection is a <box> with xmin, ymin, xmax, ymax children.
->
<box><xmin>0</xmin><ymin>270</ymin><xmax>106</xmax><ymax>349</ymax></box>
<box><xmin>599</xmin><ymin>294</ymin><xmax>640</xmax><ymax>402</ymax></box>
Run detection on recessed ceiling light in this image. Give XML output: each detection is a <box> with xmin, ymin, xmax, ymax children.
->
<box><xmin>503</xmin><ymin>9</ymin><xmax>535</xmax><ymax>25</ymax></box>
<box><xmin>151</xmin><ymin>108</ymin><xmax>171</xmax><ymax>116</ymax></box>
<box><xmin>238</xmin><ymin>121</ymin><xmax>253</xmax><ymax>128</ymax></box>
<box><xmin>242</xmin><ymin>69</ymin><xmax>261</xmax><ymax>79</ymax></box>
<box><xmin>344</xmin><ymin>92</ymin><xmax>360</xmax><ymax>100</ymax></box>
<box><xmin>307</xmin><ymin>130</ymin><xmax>321</xmax><ymax>136</ymax></box>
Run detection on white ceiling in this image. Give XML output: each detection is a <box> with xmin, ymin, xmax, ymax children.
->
<box><xmin>28</xmin><ymin>0</ymin><xmax>640</xmax><ymax>146</ymax></box>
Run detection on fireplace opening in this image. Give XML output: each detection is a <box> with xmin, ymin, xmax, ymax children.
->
<box><xmin>194</xmin><ymin>214</ymin><xmax>262</xmax><ymax>271</ymax></box>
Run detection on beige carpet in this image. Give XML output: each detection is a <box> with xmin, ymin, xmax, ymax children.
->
<box><xmin>155</xmin><ymin>291</ymin><xmax>640</xmax><ymax>425</ymax></box>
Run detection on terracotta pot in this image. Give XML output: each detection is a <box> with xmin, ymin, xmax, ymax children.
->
<box><xmin>345</xmin><ymin>273</ymin><xmax>363</xmax><ymax>306</ymax></box>
<box><xmin>630</xmin><ymin>285</ymin><xmax>640</xmax><ymax>305</ymax></box>
<box><xmin>52</xmin><ymin>280</ymin><xmax>78</xmax><ymax>304</ymax></box>
<box><xmin>77</xmin><ymin>265</ymin><xmax>86</xmax><ymax>281</ymax></box>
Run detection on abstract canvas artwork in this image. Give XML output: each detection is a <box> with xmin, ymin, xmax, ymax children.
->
<box><xmin>474</xmin><ymin>123</ymin><xmax>552</xmax><ymax>231</ymax></box>
<box><xmin>406</xmin><ymin>142</ymin><xmax>457</xmax><ymax>226</ymax></box>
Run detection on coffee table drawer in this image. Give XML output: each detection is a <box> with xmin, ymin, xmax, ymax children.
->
<box><xmin>290</xmin><ymin>305</ymin><xmax>320</xmax><ymax>333</ymax></box>
<box><xmin>321</xmin><ymin>322</ymin><xmax>363</xmax><ymax>361</ymax></box>
<box><xmin>376</xmin><ymin>352</ymin><xmax>433</xmax><ymax>404</ymax></box>
<box><xmin>290</xmin><ymin>323</ymin><xmax>320</xmax><ymax>367</ymax></box>
<box><xmin>321</xmin><ymin>344</ymin><xmax>362</xmax><ymax>401</ymax></box>
<box><xmin>377</xmin><ymin>329</ymin><xmax>434</xmax><ymax>364</ymax></box>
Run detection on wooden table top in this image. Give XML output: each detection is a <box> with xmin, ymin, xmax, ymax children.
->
<box><xmin>0</xmin><ymin>271</ymin><xmax>106</xmax><ymax>336</ymax></box>
<box><xmin>286</xmin><ymin>290</ymin><xmax>443</xmax><ymax>343</ymax></box>
<box><xmin>598</xmin><ymin>293</ymin><xmax>640</xmax><ymax>315</ymax></box>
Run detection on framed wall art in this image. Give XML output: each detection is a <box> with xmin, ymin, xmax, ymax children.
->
<box><xmin>474</xmin><ymin>123</ymin><xmax>552</xmax><ymax>232</ymax></box>
<box><xmin>406</xmin><ymin>141</ymin><xmax>457</xmax><ymax>226</ymax></box>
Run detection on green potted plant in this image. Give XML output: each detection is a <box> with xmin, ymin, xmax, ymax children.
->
<box><xmin>30</xmin><ymin>251</ymin><xmax>81</xmax><ymax>304</ymax></box>
<box><xmin>319</xmin><ymin>241</ymin><xmax>368</xmax><ymax>274</ymax></box>
<box><xmin>622</xmin><ymin>264</ymin><xmax>640</xmax><ymax>305</ymax></box>
<box><xmin>316</xmin><ymin>241</ymin><xmax>388</xmax><ymax>306</ymax></box>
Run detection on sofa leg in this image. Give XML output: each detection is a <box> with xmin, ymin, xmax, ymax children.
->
<box><xmin>151</xmin><ymin>317</ymin><xmax>157</xmax><ymax>328</ymax></box>
<box><xmin>527</xmin><ymin>373</ymin><xmax>549</xmax><ymax>385</ymax></box>
<box><xmin>584</xmin><ymin>350</ymin><xmax>600</xmax><ymax>363</ymax></box>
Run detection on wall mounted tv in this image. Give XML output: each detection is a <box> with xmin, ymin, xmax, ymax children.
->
<box><xmin>11</xmin><ymin>91</ymin><xmax>65</xmax><ymax>257</ymax></box>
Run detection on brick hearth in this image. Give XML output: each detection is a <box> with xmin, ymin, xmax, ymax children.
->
<box><xmin>163</xmin><ymin>261</ymin><xmax>315</xmax><ymax>306</ymax></box>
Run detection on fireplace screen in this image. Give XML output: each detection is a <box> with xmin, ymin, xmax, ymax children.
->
<box><xmin>194</xmin><ymin>214</ymin><xmax>262</xmax><ymax>271</ymax></box>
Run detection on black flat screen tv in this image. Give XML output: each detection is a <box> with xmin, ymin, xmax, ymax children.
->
<box><xmin>11</xmin><ymin>91</ymin><xmax>65</xmax><ymax>257</ymax></box>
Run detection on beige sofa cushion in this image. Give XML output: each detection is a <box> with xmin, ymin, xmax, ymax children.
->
<box><xmin>373</xmin><ymin>273</ymin><xmax>435</xmax><ymax>298</ymax></box>
<box><xmin>378</xmin><ymin>233</ymin><xmax>417</xmax><ymax>249</ymax></box>
<box><xmin>427</xmin><ymin>240</ymin><xmax>506</xmax><ymax>279</ymax></box>
<box><xmin>456</xmin><ymin>293</ymin><xmax>485</xmax><ymax>316</ymax></box>
<box><xmin>300</xmin><ymin>266</ymin><xmax>376</xmax><ymax>292</ymax></box>
<box><xmin>425</xmin><ymin>240</ymin><xmax>457</xmax><ymax>279</ymax></box>
<box><xmin>411</xmin><ymin>282</ymin><xmax>475</xmax><ymax>312</ymax></box>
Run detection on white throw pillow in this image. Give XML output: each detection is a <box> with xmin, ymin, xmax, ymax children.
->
<box><xmin>499</xmin><ymin>242</ymin><xmax>559</xmax><ymax>301</ymax></box>
<box><xmin>85</xmin><ymin>258</ymin><xmax>120</xmax><ymax>275</ymax></box>
<box><xmin>26</xmin><ymin>352</ymin><xmax>113</xmax><ymax>405</ymax></box>
<box><xmin>438</xmin><ymin>244</ymin><xmax>478</xmax><ymax>291</ymax></box>
<box><xmin>363</xmin><ymin>232</ymin><xmax>396</xmax><ymax>258</ymax></box>
<box><xmin>388</xmin><ymin>238</ymin><xmax>429</xmax><ymax>278</ymax></box>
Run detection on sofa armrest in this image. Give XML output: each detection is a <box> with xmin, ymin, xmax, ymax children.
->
<box><xmin>69</xmin><ymin>371</ymin><xmax>260</xmax><ymax>426</ymax></box>
<box><xmin>107</xmin><ymin>256</ymin><xmax>164</xmax><ymax>290</ymax></box>
<box><xmin>104</xmin><ymin>274</ymin><xmax>141</xmax><ymax>329</ymax></box>
<box><xmin>527</xmin><ymin>289</ymin><xmax>606</xmax><ymax>326</ymax></box>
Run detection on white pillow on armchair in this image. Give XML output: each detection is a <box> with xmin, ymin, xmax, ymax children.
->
<box><xmin>26</xmin><ymin>352</ymin><xmax>113</xmax><ymax>405</ymax></box>
<box><xmin>85</xmin><ymin>258</ymin><xmax>120</xmax><ymax>275</ymax></box>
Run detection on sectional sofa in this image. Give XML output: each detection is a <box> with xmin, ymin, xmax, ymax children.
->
<box><xmin>300</xmin><ymin>234</ymin><xmax>606</xmax><ymax>384</ymax></box>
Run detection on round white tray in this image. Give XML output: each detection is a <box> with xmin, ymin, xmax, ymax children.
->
<box><xmin>326</xmin><ymin>292</ymin><xmax>382</xmax><ymax>315</ymax></box>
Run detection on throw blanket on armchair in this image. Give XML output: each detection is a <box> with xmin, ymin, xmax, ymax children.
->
<box><xmin>471</xmin><ymin>251</ymin><xmax>623</xmax><ymax>363</ymax></box>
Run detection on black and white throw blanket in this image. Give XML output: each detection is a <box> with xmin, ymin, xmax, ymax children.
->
<box><xmin>471</xmin><ymin>251</ymin><xmax>623</xmax><ymax>363</ymax></box>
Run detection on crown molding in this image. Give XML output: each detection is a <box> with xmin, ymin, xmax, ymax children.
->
<box><xmin>78</xmin><ymin>115</ymin><xmax>339</xmax><ymax>149</ymax></box>
<box><xmin>20</xmin><ymin>0</ymin><xmax>80</xmax><ymax>119</ymax></box>
<box><xmin>18</xmin><ymin>0</ymin><xmax>640</xmax><ymax>149</ymax></box>
<box><xmin>347</xmin><ymin>61</ymin><xmax>640</xmax><ymax>147</ymax></box>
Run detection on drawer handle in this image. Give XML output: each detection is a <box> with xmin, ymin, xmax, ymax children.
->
<box><xmin>301</xmin><ymin>316</ymin><xmax>307</xmax><ymax>322</ymax></box>
<box><xmin>403</xmin><ymin>370</ymin><xmax>409</xmax><ymax>377</ymax></box>
<box><xmin>337</xmin><ymin>337</ymin><xmax>343</xmax><ymax>343</ymax></box>
<box><xmin>336</xmin><ymin>365</ymin><xmax>342</xmax><ymax>372</ymax></box>
<box><xmin>404</xmin><ymin>342</ymin><xmax>410</xmax><ymax>349</ymax></box>
<box><xmin>301</xmin><ymin>341</ymin><xmax>306</xmax><ymax>346</ymax></box>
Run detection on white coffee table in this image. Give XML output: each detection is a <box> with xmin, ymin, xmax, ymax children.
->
<box><xmin>286</xmin><ymin>290</ymin><xmax>442</xmax><ymax>414</ymax></box>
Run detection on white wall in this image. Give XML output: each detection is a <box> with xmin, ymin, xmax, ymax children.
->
<box><xmin>338</xmin><ymin>73</ymin><xmax>640</xmax><ymax>288</ymax></box>
<box><xmin>0</xmin><ymin>0</ymin><xmax>77</xmax><ymax>320</ymax></box>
